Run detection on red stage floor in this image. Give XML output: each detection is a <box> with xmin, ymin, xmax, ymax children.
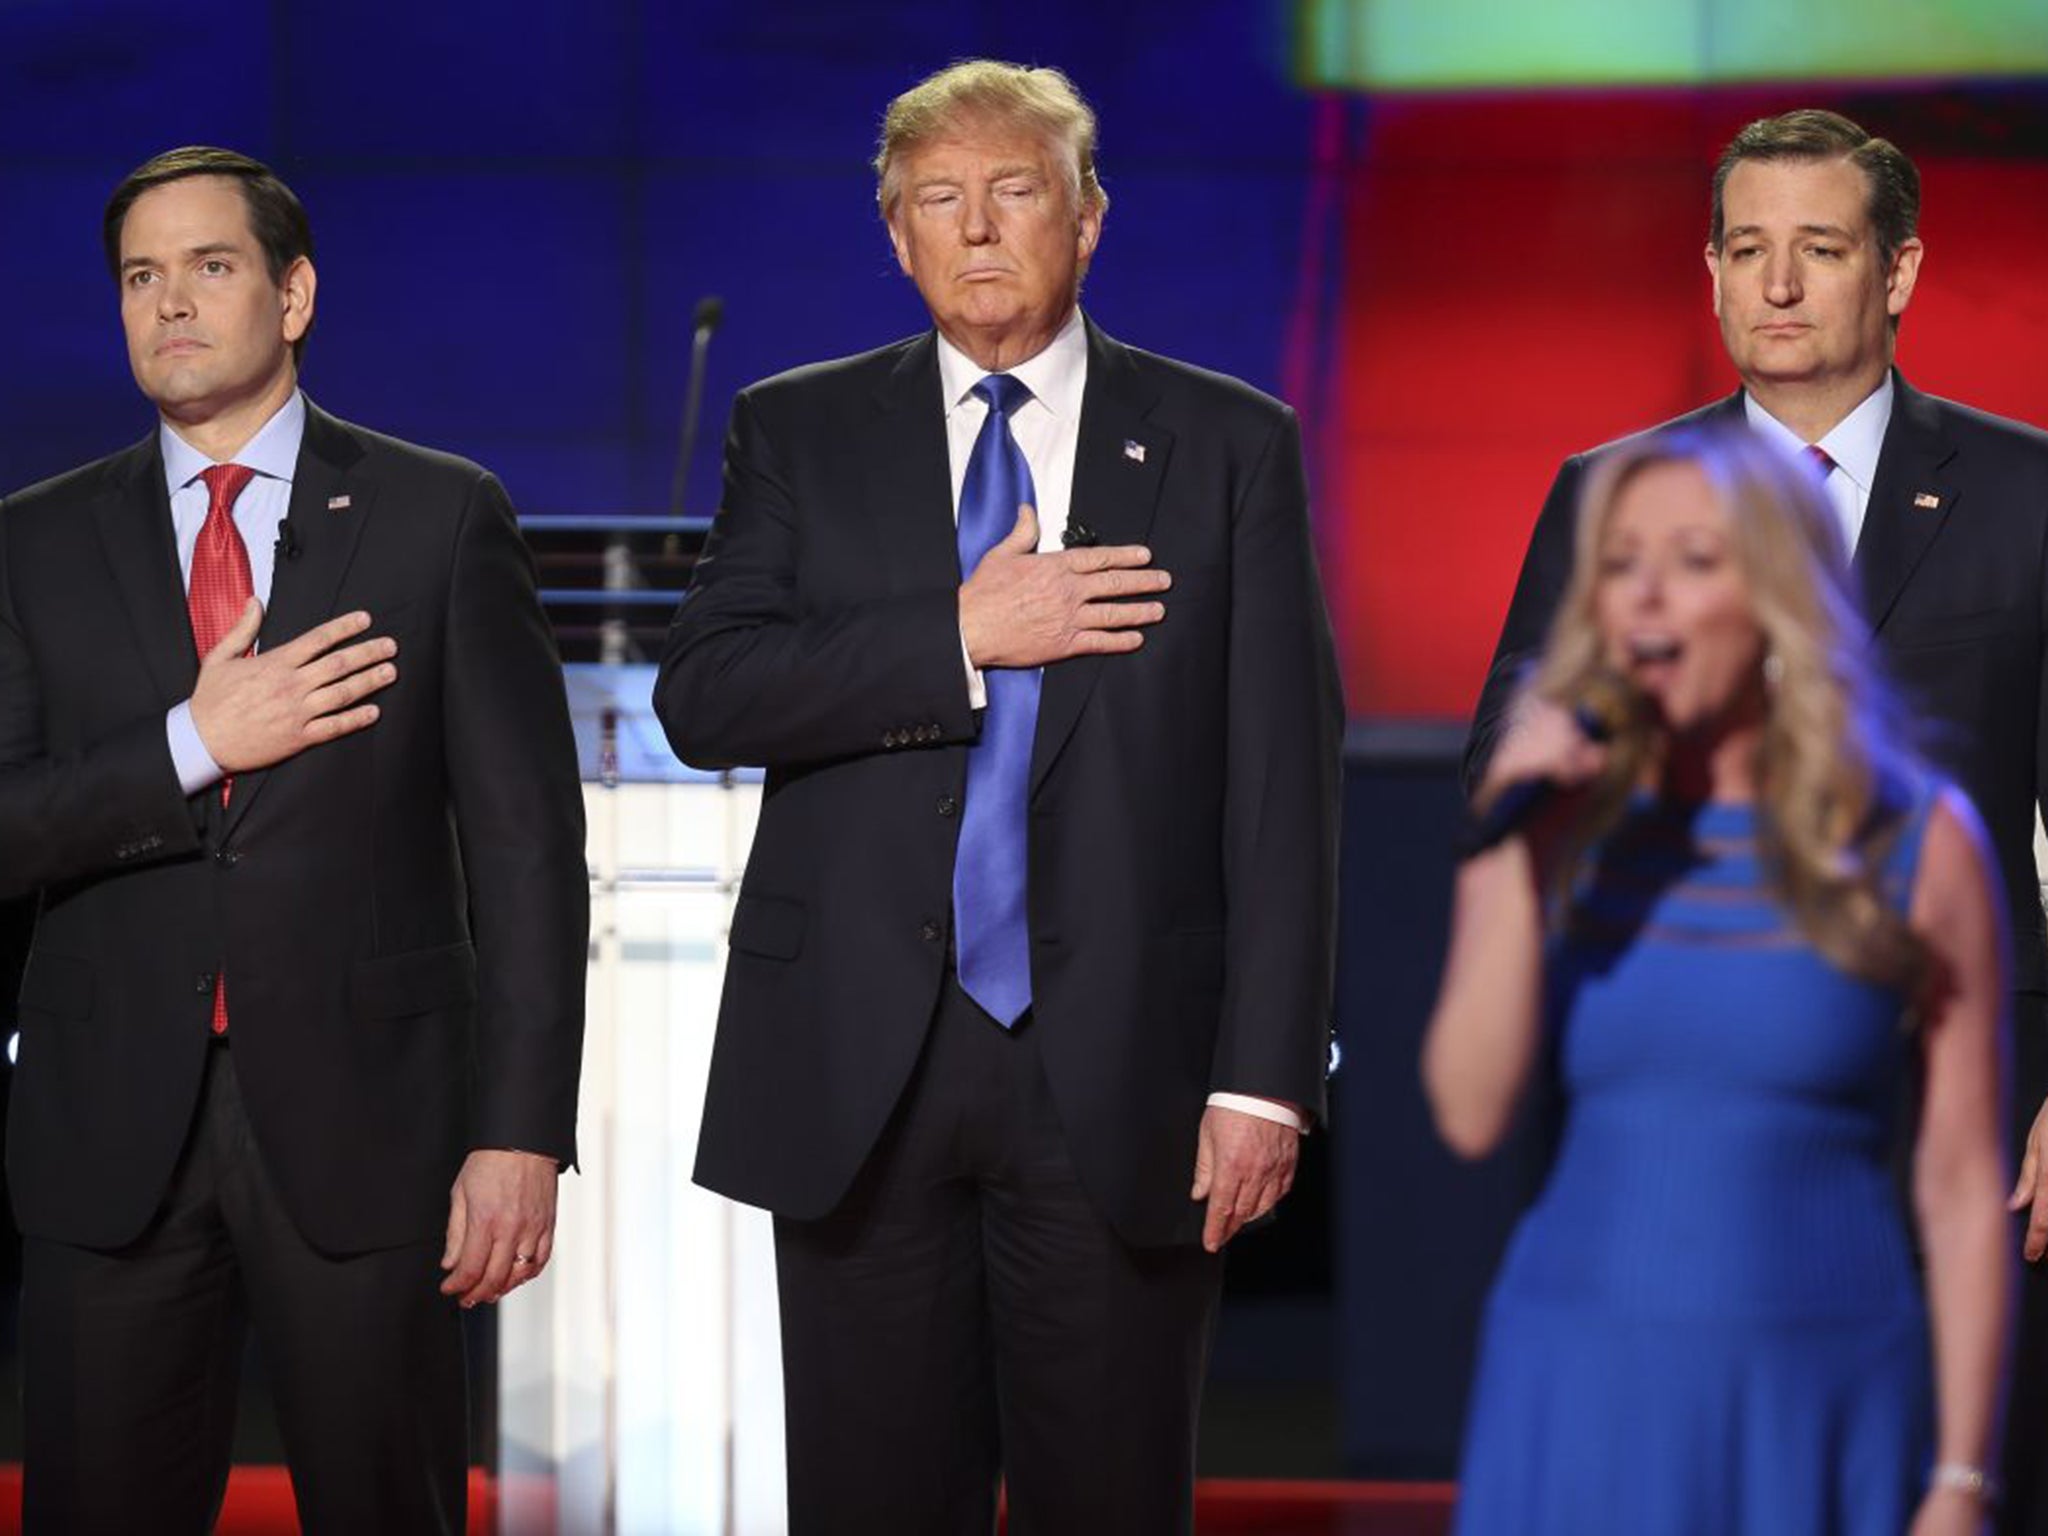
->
<box><xmin>0</xmin><ymin>1467</ymin><xmax>1457</xmax><ymax>1533</ymax></box>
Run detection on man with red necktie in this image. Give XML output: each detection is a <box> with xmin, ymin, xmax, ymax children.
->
<box><xmin>0</xmin><ymin>146</ymin><xmax>587</xmax><ymax>1534</ymax></box>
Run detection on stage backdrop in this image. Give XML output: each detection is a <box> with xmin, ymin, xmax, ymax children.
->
<box><xmin>4</xmin><ymin>4</ymin><xmax>2046</xmax><ymax>722</ymax></box>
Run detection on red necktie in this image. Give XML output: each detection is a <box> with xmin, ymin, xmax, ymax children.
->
<box><xmin>189</xmin><ymin>463</ymin><xmax>255</xmax><ymax>1035</ymax></box>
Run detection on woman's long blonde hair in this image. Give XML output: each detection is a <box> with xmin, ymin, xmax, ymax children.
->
<box><xmin>1532</xmin><ymin>425</ymin><xmax>1928</xmax><ymax>989</ymax></box>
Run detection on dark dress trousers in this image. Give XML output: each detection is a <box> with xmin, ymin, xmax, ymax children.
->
<box><xmin>0</xmin><ymin>402</ymin><xmax>588</xmax><ymax>1534</ymax></box>
<box><xmin>1465</xmin><ymin>373</ymin><xmax>2048</xmax><ymax>1534</ymax></box>
<box><xmin>656</xmin><ymin>318</ymin><xmax>1342</xmax><ymax>1531</ymax></box>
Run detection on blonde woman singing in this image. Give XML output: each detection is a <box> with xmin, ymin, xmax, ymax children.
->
<box><xmin>1428</xmin><ymin>427</ymin><xmax>2010</xmax><ymax>1535</ymax></box>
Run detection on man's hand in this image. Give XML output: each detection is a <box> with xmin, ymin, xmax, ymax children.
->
<box><xmin>1191</xmin><ymin>1105</ymin><xmax>1300</xmax><ymax>1254</ymax></box>
<box><xmin>440</xmin><ymin>1149</ymin><xmax>560</xmax><ymax>1307</ymax></box>
<box><xmin>2009</xmin><ymin>1093</ymin><xmax>2048</xmax><ymax>1261</ymax></box>
<box><xmin>189</xmin><ymin>599</ymin><xmax>397</xmax><ymax>773</ymax></box>
<box><xmin>959</xmin><ymin>503</ymin><xmax>1169</xmax><ymax>669</ymax></box>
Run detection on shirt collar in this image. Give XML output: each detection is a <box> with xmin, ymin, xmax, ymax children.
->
<box><xmin>1742</xmin><ymin>373</ymin><xmax>1893</xmax><ymax>494</ymax></box>
<box><xmin>936</xmin><ymin>308</ymin><xmax>1087</xmax><ymax>421</ymax></box>
<box><xmin>160</xmin><ymin>389</ymin><xmax>307</xmax><ymax>494</ymax></box>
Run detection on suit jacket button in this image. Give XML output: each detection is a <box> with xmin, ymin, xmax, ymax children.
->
<box><xmin>936</xmin><ymin>795</ymin><xmax>958</xmax><ymax>818</ymax></box>
<box><xmin>919</xmin><ymin>920</ymin><xmax>942</xmax><ymax>943</ymax></box>
<box><xmin>214</xmin><ymin>848</ymin><xmax>240</xmax><ymax>868</ymax></box>
<box><xmin>195</xmin><ymin>972</ymin><xmax>216</xmax><ymax>995</ymax></box>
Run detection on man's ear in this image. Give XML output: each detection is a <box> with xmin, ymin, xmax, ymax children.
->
<box><xmin>886</xmin><ymin>215</ymin><xmax>914</xmax><ymax>278</ymax></box>
<box><xmin>280</xmin><ymin>255</ymin><xmax>317</xmax><ymax>344</ymax></box>
<box><xmin>1886</xmin><ymin>237</ymin><xmax>1924</xmax><ymax>320</ymax></box>
<box><xmin>1075</xmin><ymin>196</ymin><xmax>1103</xmax><ymax>270</ymax></box>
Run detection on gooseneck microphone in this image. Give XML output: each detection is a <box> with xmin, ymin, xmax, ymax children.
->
<box><xmin>669</xmin><ymin>294</ymin><xmax>725</xmax><ymax>518</ymax></box>
<box><xmin>1458</xmin><ymin>672</ymin><xmax>1637</xmax><ymax>859</ymax></box>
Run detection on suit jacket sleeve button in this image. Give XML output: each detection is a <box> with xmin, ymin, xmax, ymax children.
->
<box><xmin>883</xmin><ymin>730</ymin><xmax>900</xmax><ymax>748</ymax></box>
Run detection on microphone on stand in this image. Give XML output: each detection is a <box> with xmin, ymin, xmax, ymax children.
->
<box><xmin>669</xmin><ymin>295</ymin><xmax>725</xmax><ymax>519</ymax></box>
<box><xmin>1457</xmin><ymin>672</ymin><xmax>1638</xmax><ymax>859</ymax></box>
<box><xmin>605</xmin><ymin>296</ymin><xmax>721</xmax><ymax>667</ymax></box>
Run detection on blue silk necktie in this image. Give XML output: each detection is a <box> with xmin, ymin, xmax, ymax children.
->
<box><xmin>953</xmin><ymin>374</ymin><xmax>1040</xmax><ymax>1026</ymax></box>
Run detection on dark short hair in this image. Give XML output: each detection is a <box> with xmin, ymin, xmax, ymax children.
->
<box><xmin>104</xmin><ymin>146</ymin><xmax>315</xmax><ymax>363</ymax></box>
<box><xmin>1709</xmin><ymin>109</ymin><xmax>1921</xmax><ymax>271</ymax></box>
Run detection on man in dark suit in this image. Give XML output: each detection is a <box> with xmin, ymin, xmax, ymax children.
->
<box><xmin>1467</xmin><ymin>109</ymin><xmax>2048</xmax><ymax>1530</ymax></box>
<box><xmin>0</xmin><ymin>146</ymin><xmax>588</xmax><ymax>1534</ymax></box>
<box><xmin>656</xmin><ymin>60</ymin><xmax>1341</xmax><ymax>1536</ymax></box>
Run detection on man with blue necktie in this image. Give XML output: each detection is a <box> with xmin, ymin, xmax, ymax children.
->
<box><xmin>657</xmin><ymin>58</ymin><xmax>1342</xmax><ymax>1536</ymax></box>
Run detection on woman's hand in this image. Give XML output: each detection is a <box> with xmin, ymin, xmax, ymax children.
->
<box><xmin>1477</xmin><ymin>693</ymin><xmax>1611</xmax><ymax>810</ymax></box>
<box><xmin>1472</xmin><ymin>692</ymin><xmax>1614</xmax><ymax>874</ymax></box>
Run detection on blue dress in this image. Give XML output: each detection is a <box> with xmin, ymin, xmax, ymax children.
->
<box><xmin>1454</xmin><ymin>794</ymin><xmax>1934</xmax><ymax>1535</ymax></box>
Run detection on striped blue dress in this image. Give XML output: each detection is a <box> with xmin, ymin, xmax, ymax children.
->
<box><xmin>1455</xmin><ymin>792</ymin><xmax>1934</xmax><ymax>1535</ymax></box>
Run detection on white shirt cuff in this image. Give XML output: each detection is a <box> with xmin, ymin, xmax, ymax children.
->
<box><xmin>166</xmin><ymin>701</ymin><xmax>225</xmax><ymax>796</ymax></box>
<box><xmin>1206</xmin><ymin>1092</ymin><xmax>1306</xmax><ymax>1133</ymax></box>
<box><xmin>960</xmin><ymin>629</ymin><xmax>987</xmax><ymax>711</ymax></box>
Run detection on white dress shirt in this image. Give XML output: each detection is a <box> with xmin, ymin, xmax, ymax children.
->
<box><xmin>937</xmin><ymin>313</ymin><xmax>1303</xmax><ymax>1134</ymax></box>
<box><xmin>1744</xmin><ymin>374</ymin><xmax>1893</xmax><ymax>556</ymax></box>
<box><xmin>161</xmin><ymin>390</ymin><xmax>306</xmax><ymax>793</ymax></box>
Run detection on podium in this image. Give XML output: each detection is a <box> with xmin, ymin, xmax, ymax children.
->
<box><xmin>496</xmin><ymin>664</ymin><xmax>787</xmax><ymax>1534</ymax></box>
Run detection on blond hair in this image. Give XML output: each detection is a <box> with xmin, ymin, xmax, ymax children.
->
<box><xmin>874</xmin><ymin>60</ymin><xmax>1108</xmax><ymax>220</ymax></box>
<box><xmin>1534</xmin><ymin>425</ymin><xmax>1927</xmax><ymax>989</ymax></box>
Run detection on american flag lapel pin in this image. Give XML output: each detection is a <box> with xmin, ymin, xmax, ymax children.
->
<box><xmin>1912</xmin><ymin>491</ymin><xmax>1941</xmax><ymax>510</ymax></box>
<box><xmin>328</xmin><ymin>494</ymin><xmax>352</xmax><ymax>511</ymax></box>
<box><xmin>1123</xmin><ymin>439</ymin><xmax>1146</xmax><ymax>464</ymax></box>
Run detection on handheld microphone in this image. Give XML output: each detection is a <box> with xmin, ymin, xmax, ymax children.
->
<box><xmin>1457</xmin><ymin>673</ymin><xmax>1637</xmax><ymax>859</ymax></box>
<box><xmin>275</xmin><ymin>520</ymin><xmax>302</xmax><ymax>562</ymax></box>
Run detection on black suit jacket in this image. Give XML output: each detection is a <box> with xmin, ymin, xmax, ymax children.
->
<box><xmin>1466</xmin><ymin>373</ymin><xmax>2048</xmax><ymax>989</ymax></box>
<box><xmin>0</xmin><ymin>402</ymin><xmax>589</xmax><ymax>1253</ymax></box>
<box><xmin>656</xmin><ymin>319</ymin><xmax>1343</xmax><ymax>1247</ymax></box>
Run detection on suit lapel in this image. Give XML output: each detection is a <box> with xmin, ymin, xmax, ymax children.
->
<box><xmin>871</xmin><ymin>334</ymin><xmax>966</xmax><ymax>595</ymax></box>
<box><xmin>93</xmin><ymin>434</ymin><xmax>200</xmax><ymax>709</ymax></box>
<box><xmin>226</xmin><ymin>403</ymin><xmax>373</xmax><ymax>834</ymax></box>
<box><xmin>1029</xmin><ymin>319</ymin><xmax>1172</xmax><ymax>793</ymax></box>
<box><xmin>1854</xmin><ymin>374</ymin><xmax>1958</xmax><ymax>635</ymax></box>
